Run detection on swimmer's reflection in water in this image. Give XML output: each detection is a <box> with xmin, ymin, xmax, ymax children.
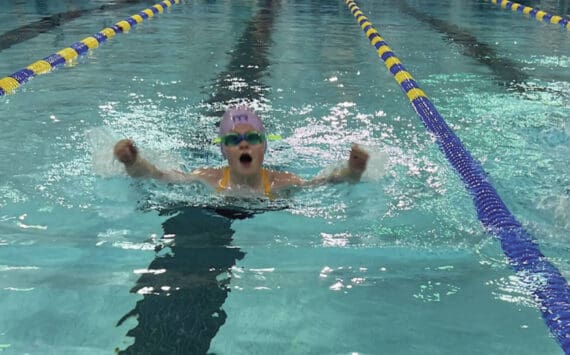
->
<box><xmin>114</xmin><ymin>105</ymin><xmax>370</xmax><ymax>353</ymax></box>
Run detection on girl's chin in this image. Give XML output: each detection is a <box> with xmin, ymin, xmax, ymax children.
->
<box><xmin>231</xmin><ymin>162</ymin><xmax>259</xmax><ymax>173</ymax></box>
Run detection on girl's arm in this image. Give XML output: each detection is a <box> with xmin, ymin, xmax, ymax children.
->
<box><xmin>113</xmin><ymin>139</ymin><xmax>214</xmax><ymax>184</ymax></box>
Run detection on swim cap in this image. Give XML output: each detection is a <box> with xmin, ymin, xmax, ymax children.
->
<box><xmin>219</xmin><ymin>105</ymin><xmax>266</xmax><ymax>157</ymax></box>
<box><xmin>219</xmin><ymin>105</ymin><xmax>265</xmax><ymax>136</ymax></box>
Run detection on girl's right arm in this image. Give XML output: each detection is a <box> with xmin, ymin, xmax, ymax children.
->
<box><xmin>113</xmin><ymin>139</ymin><xmax>217</xmax><ymax>184</ymax></box>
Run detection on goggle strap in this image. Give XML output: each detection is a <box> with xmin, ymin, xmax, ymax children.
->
<box><xmin>266</xmin><ymin>134</ymin><xmax>282</xmax><ymax>141</ymax></box>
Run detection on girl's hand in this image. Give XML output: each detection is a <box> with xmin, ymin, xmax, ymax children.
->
<box><xmin>113</xmin><ymin>139</ymin><xmax>138</xmax><ymax>166</ymax></box>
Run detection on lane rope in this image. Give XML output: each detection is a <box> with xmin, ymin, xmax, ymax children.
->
<box><xmin>0</xmin><ymin>0</ymin><xmax>181</xmax><ymax>97</ymax></box>
<box><xmin>344</xmin><ymin>0</ymin><xmax>570</xmax><ymax>352</ymax></box>
<box><xmin>487</xmin><ymin>0</ymin><xmax>569</xmax><ymax>30</ymax></box>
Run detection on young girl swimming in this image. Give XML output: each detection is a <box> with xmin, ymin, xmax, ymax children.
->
<box><xmin>113</xmin><ymin>105</ymin><xmax>369</xmax><ymax>198</ymax></box>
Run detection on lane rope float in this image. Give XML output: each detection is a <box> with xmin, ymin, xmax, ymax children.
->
<box><xmin>344</xmin><ymin>0</ymin><xmax>570</xmax><ymax>352</ymax></box>
<box><xmin>0</xmin><ymin>0</ymin><xmax>181</xmax><ymax>97</ymax></box>
<box><xmin>487</xmin><ymin>0</ymin><xmax>569</xmax><ymax>30</ymax></box>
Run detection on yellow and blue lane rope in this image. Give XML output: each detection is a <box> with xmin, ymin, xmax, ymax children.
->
<box><xmin>344</xmin><ymin>0</ymin><xmax>570</xmax><ymax>352</ymax></box>
<box><xmin>0</xmin><ymin>0</ymin><xmax>181</xmax><ymax>97</ymax></box>
<box><xmin>488</xmin><ymin>0</ymin><xmax>569</xmax><ymax>30</ymax></box>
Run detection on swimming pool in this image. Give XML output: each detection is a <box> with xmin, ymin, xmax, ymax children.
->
<box><xmin>0</xmin><ymin>0</ymin><xmax>569</xmax><ymax>353</ymax></box>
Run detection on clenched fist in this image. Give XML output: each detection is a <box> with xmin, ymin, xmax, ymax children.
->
<box><xmin>113</xmin><ymin>139</ymin><xmax>138</xmax><ymax>166</ymax></box>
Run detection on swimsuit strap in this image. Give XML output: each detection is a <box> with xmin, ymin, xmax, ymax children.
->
<box><xmin>216</xmin><ymin>166</ymin><xmax>231</xmax><ymax>192</ymax></box>
<box><xmin>261</xmin><ymin>168</ymin><xmax>274</xmax><ymax>199</ymax></box>
<box><xmin>217</xmin><ymin>166</ymin><xmax>273</xmax><ymax>199</ymax></box>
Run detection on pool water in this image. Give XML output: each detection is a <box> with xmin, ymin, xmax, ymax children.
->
<box><xmin>0</xmin><ymin>0</ymin><xmax>569</xmax><ymax>354</ymax></box>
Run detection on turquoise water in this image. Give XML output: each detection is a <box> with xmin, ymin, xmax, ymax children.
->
<box><xmin>0</xmin><ymin>0</ymin><xmax>569</xmax><ymax>353</ymax></box>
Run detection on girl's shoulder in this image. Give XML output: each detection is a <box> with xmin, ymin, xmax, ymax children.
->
<box><xmin>267</xmin><ymin>169</ymin><xmax>304</xmax><ymax>189</ymax></box>
<box><xmin>190</xmin><ymin>166</ymin><xmax>225</xmax><ymax>187</ymax></box>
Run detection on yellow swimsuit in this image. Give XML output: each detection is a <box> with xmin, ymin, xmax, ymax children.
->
<box><xmin>216</xmin><ymin>166</ymin><xmax>273</xmax><ymax>199</ymax></box>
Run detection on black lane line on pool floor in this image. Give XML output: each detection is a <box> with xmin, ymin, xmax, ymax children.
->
<box><xmin>115</xmin><ymin>1</ymin><xmax>283</xmax><ymax>353</ymax></box>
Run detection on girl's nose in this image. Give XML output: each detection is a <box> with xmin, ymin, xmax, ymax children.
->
<box><xmin>238</xmin><ymin>138</ymin><xmax>249</xmax><ymax>148</ymax></box>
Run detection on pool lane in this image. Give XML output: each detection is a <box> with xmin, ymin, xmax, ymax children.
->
<box><xmin>115</xmin><ymin>0</ymin><xmax>282</xmax><ymax>352</ymax></box>
<box><xmin>486</xmin><ymin>0</ymin><xmax>570</xmax><ymax>30</ymax></box>
<box><xmin>0</xmin><ymin>0</ymin><xmax>180</xmax><ymax>97</ymax></box>
<box><xmin>396</xmin><ymin>1</ymin><xmax>529</xmax><ymax>90</ymax></box>
<box><xmin>345</xmin><ymin>0</ymin><xmax>570</xmax><ymax>353</ymax></box>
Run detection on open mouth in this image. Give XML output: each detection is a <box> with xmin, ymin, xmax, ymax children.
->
<box><xmin>239</xmin><ymin>153</ymin><xmax>253</xmax><ymax>164</ymax></box>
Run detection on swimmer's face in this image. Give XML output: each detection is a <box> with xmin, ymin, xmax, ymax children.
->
<box><xmin>223</xmin><ymin>124</ymin><xmax>266</xmax><ymax>177</ymax></box>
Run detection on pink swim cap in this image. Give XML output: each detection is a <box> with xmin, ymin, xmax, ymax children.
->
<box><xmin>219</xmin><ymin>105</ymin><xmax>265</xmax><ymax>136</ymax></box>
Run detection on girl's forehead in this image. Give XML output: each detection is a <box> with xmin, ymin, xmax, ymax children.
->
<box><xmin>230</xmin><ymin>123</ymin><xmax>257</xmax><ymax>133</ymax></box>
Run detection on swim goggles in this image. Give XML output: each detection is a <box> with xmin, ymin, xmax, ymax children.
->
<box><xmin>213</xmin><ymin>131</ymin><xmax>282</xmax><ymax>146</ymax></box>
<box><xmin>217</xmin><ymin>131</ymin><xmax>265</xmax><ymax>146</ymax></box>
